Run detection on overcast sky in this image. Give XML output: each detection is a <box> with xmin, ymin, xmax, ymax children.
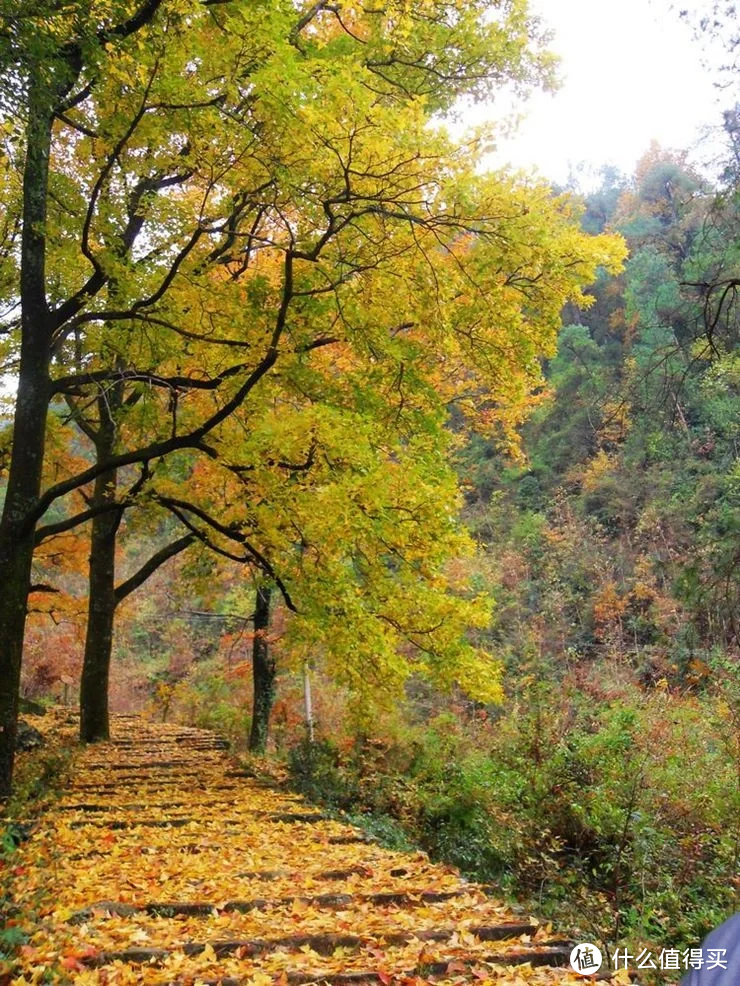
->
<box><xmin>473</xmin><ymin>0</ymin><xmax>723</xmax><ymax>186</ymax></box>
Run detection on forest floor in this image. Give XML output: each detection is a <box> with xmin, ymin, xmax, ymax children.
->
<box><xmin>4</xmin><ymin>715</ymin><xmax>630</xmax><ymax>985</ymax></box>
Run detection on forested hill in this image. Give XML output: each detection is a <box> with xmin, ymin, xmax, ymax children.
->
<box><xmin>461</xmin><ymin>138</ymin><xmax>739</xmax><ymax>679</ymax></box>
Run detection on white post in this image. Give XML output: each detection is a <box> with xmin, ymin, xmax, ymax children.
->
<box><xmin>303</xmin><ymin>662</ymin><xmax>315</xmax><ymax>742</ymax></box>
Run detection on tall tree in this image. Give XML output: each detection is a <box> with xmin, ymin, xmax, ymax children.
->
<box><xmin>248</xmin><ymin>583</ymin><xmax>274</xmax><ymax>754</ymax></box>
<box><xmin>57</xmin><ymin>370</ymin><xmax>198</xmax><ymax>741</ymax></box>
<box><xmin>0</xmin><ymin>0</ymin><xmax>169</xmax><ymax>797</ymax></box>
<box><xmin>0</xmin><ymin>0</ymin><xmax>621</xmax><ymax>797</ymax></box>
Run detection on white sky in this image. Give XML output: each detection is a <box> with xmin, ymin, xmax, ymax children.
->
<box><xmin>473</xmin><ymin>0</ymin><xmax>723</xmax><ymax>186</ymax></box>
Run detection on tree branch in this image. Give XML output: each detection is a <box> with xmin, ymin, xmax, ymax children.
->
<box><xmin>51</xmin><ymin>362</ymin><xmax>249</xmax><ymax>396</ymax></box>
<box><xmin>114</xmin><ymin>533</ymin><xmax>195</xmax><ymax>603</ymax></box>
<box><xmin>34</xmin><ymin>501</ymin><xmax>124</xmax><ymax>545</ymax></box>
<box><xmin>28</xmin><ymin>345</ymin><xmax>280</xmax><ymax>529</ymax></box>
<box><xmin>101</xmin><ymin>0</ymin><xmax>165</xmax><ymax>42</ymax></box>
<box><xmin>154</xmin><ymin>493</ymin><xmax>297</xmax><ymax>612</ymax></box>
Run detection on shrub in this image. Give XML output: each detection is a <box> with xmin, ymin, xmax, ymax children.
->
<box><xmin>285</xmin><ymin>680</ymin><xmax>738</xmax><ymax>976</ymax></box>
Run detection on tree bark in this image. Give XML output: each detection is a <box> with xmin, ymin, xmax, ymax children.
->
<box><xmin>79</xmin><ymin>395</ymin><xmax>122</xmax><ymax>743</ymax></box>
<box><xmin>248</xmin><ymin>585</ymin><xmax>274</xmax><ymax>754</ymax></box>
<box><xmin>79</xmin><ymin>486</ymin><xmax>120</xmax><ymax>742</ymax></box>
<box><xmin>0</xmin><ymin>79</ymin><xmax>54</xmax><ymax>799</ymax></box>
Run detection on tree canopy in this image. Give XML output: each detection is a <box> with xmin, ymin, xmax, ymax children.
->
<box><xmin>0</xmin><ymin>0</ymin><xmax>623</xmax><ymax>795</ymax></box>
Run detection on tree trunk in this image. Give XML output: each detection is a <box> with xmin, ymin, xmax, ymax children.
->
<box><xmin>79</xmin><ymin>482</ymin><xmax>121</xmax><ymax>740</ymax></box>
<box><xmin>79</xmin><ymin>386</ymin><xmax>123</xmax><ymax>743</ymax></box>
<box><xmin>0</xmin><ymin>81</ymin><xmax>54</xmax><ymax>799</ymax></box>
<box><xmin>248</xmin><ymin>585</ymin><xmax>274</xmax><ymax>753</ymax></box>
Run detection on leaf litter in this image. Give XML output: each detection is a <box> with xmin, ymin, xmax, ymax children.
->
<box><xmin>6</xmin><ymin>715</ymin><xmax>621</xmax><ymax>985</ymax></box>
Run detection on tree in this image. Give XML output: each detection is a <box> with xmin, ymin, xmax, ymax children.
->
<box><xmin>248</xmin><ymin>583</ymin><xmax>274</xmax><ymax>754</ymax></box>
<box><xmin>59</xmin><ymin>372</ymin><xmax>198</xmax><ymax>741</ymax></box>
<box><xmin>13</xmin><ymin>409</ymin><xmax>198</xmax><ymax>737</ymax></box>
<box><xmin>678</xmin><ymin>2</ymin><xmax>739</xmax><ymax>95</ymax></box>
<box><xmin>0</xmin><ymin>0</ymin><xmax>622</xmax><ymax>797</ymax></box>
<box><xmin>79</xmin><ymin>514</ymin><xmax>195</xmax><ymax>742</ymax></box>
<box><xmin>0</xmin><ymin>0</ymin><xmax>173</xmax><ymax>797</ymax></box>
<box><xmin>510</xmin><ymin>144</ymin><xmax>739</xmax><ymax>665</ymax></box>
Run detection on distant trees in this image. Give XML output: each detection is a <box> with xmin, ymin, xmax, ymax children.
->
<box><xmin>463</xmin><ymin>138</ymin><xmax>739</xmax><ymax>674</ymax></box>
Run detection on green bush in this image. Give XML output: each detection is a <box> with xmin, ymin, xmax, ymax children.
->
<box><xmin>287</xmin><ymin>737</ymin><xmax>359</xmax><ymax>808</ymax></box>
<box><xmin>285</xmin><ymin>685</ymin><xmax>738</xmax><ymax>975</ymax></box>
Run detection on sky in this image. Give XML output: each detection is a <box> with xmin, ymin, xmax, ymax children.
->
<box><xmin>472</xmin><ymin>0</ymin><xmax>723</xmax><ymax>186</ymax></box>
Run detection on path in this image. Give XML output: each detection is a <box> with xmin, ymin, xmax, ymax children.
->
<box><xmin>9</xmin><ymin>716</ymin><xmax>604</xmax><ymax>985</ymax></box>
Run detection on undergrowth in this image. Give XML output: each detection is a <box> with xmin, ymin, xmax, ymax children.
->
<box><xmin>0</xmin><ymin>713</ymin><xmax>74</xmax><ymax>978</ymax></box>
<box><xmin>286</xmin><ymin>678</ymin><xmax>739</xmax><ymax>984</ymax></box>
